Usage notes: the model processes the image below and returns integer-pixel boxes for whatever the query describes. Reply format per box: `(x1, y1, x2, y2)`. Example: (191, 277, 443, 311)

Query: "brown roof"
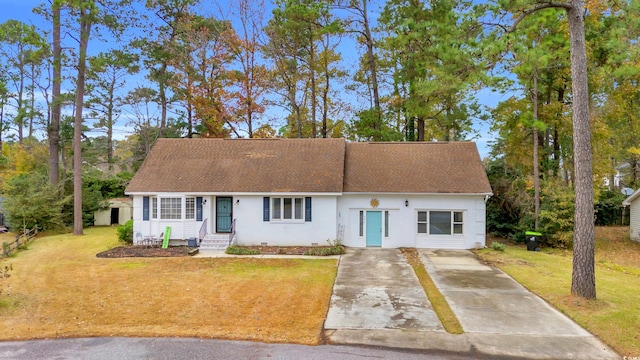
(125, 138, 346, 193)
(343, 142, 492, 194)
(125, 139, 492, 195)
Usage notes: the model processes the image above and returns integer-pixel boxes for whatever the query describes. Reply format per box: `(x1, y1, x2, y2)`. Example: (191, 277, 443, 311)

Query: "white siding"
(234, 195, 338, 246)
(132, 194, 208, 245)
(630, 199, 640, 242)
(132, 194, 339, 246)
(337, 194, 486, 249)
(132, 193, 487, 249)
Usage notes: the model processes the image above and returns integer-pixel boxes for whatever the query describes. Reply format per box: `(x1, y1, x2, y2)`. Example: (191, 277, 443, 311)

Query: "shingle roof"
(343, 141, 492, 194)
(125, 138, 346, 193)
(125, 138, 492, 195)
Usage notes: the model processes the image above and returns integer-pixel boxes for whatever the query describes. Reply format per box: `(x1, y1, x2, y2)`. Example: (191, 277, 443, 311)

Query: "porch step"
(199, 234, 230, 252)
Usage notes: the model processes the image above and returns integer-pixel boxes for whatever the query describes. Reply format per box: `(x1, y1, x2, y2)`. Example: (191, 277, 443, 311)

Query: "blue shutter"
(143, 196, 150, 221)
(263, 197, 270, 221)
(305, 197, 312, 222)
(196, 197, 203, 221)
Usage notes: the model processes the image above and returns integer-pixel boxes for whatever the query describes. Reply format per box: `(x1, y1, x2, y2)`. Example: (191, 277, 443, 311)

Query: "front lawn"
(0, 227, 337, 345)
(476, 226, 640, 357)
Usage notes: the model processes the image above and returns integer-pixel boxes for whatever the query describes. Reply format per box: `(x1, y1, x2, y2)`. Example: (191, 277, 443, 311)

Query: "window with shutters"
(271, 197, 304, 221)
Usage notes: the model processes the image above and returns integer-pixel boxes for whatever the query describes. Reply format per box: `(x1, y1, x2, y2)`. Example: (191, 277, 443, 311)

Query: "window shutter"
(143, 196, 150, 221)
(263, 197, 270, 221)
(196, 197, 203, 221)
(305, 197, 312, 222)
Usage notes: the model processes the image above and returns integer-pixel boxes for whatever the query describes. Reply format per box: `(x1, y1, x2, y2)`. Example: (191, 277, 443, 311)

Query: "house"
(124, 138, 493, 250)
(622, 189, 640, 242)
(94, 197, 133, 226)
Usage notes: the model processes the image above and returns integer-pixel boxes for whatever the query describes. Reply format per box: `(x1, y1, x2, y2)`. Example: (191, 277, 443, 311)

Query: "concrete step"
(199, 234, 231, 252)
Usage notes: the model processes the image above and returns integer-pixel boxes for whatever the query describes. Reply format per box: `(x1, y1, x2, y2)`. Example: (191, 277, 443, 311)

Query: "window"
(152, 197, 158, 219)
(272, 198, 281, 220)
(160, 198, 181, 219)
(185, 197, 195, 219)
(417, 210, 463, 235)
(295, 198, 303, 219)
(359, 211, 364, 236)
(453, 211, 463, 234)
(271, 197, 304, 220)
(417, 211, 428, 234)
(384, 211, 389, 237)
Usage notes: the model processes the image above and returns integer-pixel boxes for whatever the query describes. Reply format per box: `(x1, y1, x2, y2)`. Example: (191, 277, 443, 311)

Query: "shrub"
(117, 220, 133, 244)
(225, 246, 260, 255)
(304, 239, 345, 256)
(490, 242, 506, 252)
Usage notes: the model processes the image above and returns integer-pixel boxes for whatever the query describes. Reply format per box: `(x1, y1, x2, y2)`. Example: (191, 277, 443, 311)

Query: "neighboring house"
(125, 138, 493, 250)
(623, 189, 640, 242)
(94, 197, 133, 226)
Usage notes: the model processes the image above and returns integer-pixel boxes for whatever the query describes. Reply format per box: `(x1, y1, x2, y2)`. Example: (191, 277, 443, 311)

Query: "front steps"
(199, 234, 230, 252)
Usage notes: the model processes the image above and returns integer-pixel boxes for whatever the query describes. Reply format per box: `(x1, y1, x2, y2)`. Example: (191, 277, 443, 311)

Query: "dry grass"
(475, 226, 640, 357)
(401, 248, 464, 334)
(0, 227, 338, 345)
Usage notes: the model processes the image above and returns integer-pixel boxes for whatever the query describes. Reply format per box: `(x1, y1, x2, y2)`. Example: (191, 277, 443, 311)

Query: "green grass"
(476, 227, 640, 357)
(402, 248, 464, 334)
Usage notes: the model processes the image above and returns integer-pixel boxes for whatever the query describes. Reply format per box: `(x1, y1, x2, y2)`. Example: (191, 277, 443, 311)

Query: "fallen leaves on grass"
(0, 227, 338, 345)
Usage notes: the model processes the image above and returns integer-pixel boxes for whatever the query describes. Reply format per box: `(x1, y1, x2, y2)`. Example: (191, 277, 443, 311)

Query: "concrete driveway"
(419, 249, 619, 359)
(324, 248, 443, 331)
(325, 248, 620, 360)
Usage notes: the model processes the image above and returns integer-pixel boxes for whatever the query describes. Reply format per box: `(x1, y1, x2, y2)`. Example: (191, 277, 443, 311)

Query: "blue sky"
(0, 0, 508, 158)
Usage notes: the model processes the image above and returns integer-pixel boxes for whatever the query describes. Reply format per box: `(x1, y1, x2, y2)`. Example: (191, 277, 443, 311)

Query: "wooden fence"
(1, 227, 38, 258)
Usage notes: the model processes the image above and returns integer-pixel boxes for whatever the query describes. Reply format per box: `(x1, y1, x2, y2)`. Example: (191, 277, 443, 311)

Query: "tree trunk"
(159, 63, 167, 138)
(310, 38, 317, 138)
(567, 0, 595, 299)
(417, 117, 425, 141)
(361, 0, 380, 120)
(533, 68, 540, 230)
(49, 1, 61, 185)
(74, 9, 92, 236)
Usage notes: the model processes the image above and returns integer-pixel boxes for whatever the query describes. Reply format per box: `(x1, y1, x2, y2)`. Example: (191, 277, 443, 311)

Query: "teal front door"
(366, 211, 382, 247)
(216, 197, 232, 233)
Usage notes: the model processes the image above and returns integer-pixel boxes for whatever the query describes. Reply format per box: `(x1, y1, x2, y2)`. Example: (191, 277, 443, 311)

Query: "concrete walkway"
(324, 248, 620, 360)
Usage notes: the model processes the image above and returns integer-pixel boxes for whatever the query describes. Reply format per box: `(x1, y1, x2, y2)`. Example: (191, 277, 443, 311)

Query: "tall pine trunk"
(567, 0, 595, 299)
(73, 8, 92, 235)
(533, 68, 540, 230)
(49, 1, 61, 185)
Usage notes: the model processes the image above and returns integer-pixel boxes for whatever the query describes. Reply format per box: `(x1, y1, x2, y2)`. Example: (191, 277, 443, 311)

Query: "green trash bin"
(525, 231, 542, 251)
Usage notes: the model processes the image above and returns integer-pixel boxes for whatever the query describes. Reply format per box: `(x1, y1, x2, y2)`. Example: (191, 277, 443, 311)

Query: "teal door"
(366, 211, 382, 247)
(216, 197, 232, 233)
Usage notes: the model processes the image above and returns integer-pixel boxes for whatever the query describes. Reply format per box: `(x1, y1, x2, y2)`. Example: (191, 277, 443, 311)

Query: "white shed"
(94, 197, 133, 226)
(623, 189, 640, 242)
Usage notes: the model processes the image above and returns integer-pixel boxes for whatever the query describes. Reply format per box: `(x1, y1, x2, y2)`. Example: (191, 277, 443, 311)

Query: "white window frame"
(160, 197, 182, 220)
(151, 197, 158, 219)
(271, 197, 305, 222)
(185, 197, 195, 220)
(416, 210, 464, 235)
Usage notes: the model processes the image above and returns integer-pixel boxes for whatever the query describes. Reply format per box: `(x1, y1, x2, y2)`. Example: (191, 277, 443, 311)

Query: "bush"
(117, 220, 133, 244)
(490, 242, 506, 252)
(304, 239, 345, 256)
(225, 246, 260, 255)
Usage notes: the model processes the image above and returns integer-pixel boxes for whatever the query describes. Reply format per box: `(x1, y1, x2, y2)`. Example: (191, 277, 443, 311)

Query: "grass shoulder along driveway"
(0, 227, 338, 345)
(475, 226, 640, 357)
